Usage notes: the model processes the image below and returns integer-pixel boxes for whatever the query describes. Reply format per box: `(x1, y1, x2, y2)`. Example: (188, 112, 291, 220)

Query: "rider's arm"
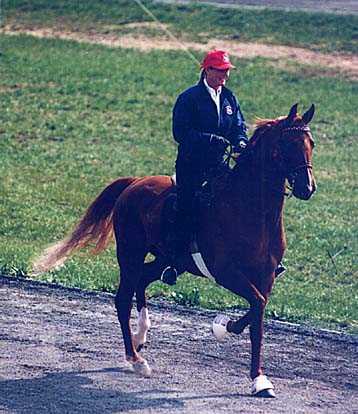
(172, 92, 211, 153)
(226, 94, 249, 148)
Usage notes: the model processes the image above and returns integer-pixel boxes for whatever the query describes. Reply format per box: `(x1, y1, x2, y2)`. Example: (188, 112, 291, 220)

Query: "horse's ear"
(302, 104, 315, 124)
(287, 103, 299, 123)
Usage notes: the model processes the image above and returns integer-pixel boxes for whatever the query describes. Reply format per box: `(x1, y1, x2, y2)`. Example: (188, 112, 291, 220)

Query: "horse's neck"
(223, 151, 286, 219)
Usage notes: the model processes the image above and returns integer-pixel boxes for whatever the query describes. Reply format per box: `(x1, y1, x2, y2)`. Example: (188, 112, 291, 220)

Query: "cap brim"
(211, 63, 235, 70)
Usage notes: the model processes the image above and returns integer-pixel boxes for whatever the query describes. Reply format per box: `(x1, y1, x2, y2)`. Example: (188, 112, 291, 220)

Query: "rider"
(161, 50, 249, 284)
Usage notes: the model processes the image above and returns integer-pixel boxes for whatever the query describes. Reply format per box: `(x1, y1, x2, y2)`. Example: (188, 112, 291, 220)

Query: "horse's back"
(117, 175, 173, 206)
(113, 174, 173, 227)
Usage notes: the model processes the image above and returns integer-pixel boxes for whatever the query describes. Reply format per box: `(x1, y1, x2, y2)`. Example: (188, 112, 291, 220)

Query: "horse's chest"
(214, 217, 282, 258)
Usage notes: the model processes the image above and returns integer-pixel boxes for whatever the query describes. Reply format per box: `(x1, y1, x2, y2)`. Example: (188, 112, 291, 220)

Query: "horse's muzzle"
(293, 184, 316, 200)
(292, 170, 316, 200)
(292, 178, 317, 200)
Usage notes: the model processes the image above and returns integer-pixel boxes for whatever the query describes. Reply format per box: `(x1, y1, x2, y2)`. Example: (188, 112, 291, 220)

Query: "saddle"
(161, 180, 213, 255)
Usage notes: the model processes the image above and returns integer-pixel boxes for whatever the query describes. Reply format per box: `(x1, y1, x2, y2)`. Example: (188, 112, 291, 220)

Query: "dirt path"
(0, 275, 357, 414)
(158, 0, 358, 14)
(1, 26, 357, 80)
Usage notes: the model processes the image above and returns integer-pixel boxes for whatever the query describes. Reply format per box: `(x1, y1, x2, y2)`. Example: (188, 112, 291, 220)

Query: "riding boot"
(161, 190, 194, 285)
(160, 220, 182, 286)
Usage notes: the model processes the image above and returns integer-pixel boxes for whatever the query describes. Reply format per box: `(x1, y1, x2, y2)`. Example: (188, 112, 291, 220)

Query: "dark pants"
(176, 157, 205, 214)
(175, 144, 222, 203)
(169, 150, 210, 258)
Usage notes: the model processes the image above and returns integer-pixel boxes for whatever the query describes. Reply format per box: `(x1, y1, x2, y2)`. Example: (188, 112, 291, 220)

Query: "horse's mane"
(231, 116, 286, 175)
(248, 116, 286, 146)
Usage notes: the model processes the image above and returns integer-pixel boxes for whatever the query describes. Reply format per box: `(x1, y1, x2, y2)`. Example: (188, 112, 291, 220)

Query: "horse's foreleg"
(212, 310, 252, 341)
(228, 310, 252, 334)
(213, 271, 266, 346)
(249, 301, 265, 379)
(249, 300, 275, 397)
(215, 269, 275, 397)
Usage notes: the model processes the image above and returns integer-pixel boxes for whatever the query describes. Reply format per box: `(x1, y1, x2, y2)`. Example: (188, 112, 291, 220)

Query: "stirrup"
(275, 263, 286, 279)
(160, 266, 178, 286)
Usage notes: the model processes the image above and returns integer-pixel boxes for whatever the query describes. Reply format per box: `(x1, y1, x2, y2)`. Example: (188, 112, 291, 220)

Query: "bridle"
(279, 125, 314, 194)
(223, 124, 314, 198)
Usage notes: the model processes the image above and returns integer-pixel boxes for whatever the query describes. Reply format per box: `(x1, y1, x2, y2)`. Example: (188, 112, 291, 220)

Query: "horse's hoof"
(122, 359, 136, 373)
(251, 375, 275, 398)
(132, 359, 152, 378)
(255, 389, 276, 398)
(212, 314, 231, 341)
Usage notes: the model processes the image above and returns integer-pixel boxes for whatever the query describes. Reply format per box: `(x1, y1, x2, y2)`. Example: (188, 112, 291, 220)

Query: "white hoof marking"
(212, 314, 231, 341)
(132, 359, 152, 378)
(121, 359, 135, 372)
(251, 375, 274, 396)
(133, 307, 151, 350)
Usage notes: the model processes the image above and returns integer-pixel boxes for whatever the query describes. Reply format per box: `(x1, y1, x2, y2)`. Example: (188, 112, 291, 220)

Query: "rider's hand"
(210, 134, 230, 151)
(233, 138, 248, 153)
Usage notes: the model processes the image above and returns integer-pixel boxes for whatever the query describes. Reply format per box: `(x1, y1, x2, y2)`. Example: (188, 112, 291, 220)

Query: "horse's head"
(273, 103, 317, 200)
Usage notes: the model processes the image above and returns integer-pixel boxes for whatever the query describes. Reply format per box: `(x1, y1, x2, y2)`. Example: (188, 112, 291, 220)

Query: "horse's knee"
(251, 293, 267, 311)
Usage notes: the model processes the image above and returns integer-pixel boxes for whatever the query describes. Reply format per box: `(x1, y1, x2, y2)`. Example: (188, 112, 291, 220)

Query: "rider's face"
(205, 67, 230, 90)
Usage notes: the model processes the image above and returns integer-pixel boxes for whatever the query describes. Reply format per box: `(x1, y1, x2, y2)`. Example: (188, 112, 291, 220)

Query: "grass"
(0, 31, 357, 333)
(2, 0, 358, 54)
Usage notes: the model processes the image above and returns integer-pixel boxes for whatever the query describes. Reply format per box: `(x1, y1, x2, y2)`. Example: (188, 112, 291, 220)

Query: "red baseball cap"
(200, 50, 235, 70)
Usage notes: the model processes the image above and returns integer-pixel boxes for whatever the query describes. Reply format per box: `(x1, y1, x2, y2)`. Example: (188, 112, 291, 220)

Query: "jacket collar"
(203, 77, 222, 97)
(198, 77, 227, 97)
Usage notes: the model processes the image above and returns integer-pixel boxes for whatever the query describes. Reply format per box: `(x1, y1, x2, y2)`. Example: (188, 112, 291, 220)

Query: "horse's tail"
(32, 176, 137, 275)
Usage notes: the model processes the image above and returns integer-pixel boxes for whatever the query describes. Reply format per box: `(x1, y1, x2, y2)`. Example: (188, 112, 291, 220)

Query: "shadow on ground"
(0, 367, 247, 413)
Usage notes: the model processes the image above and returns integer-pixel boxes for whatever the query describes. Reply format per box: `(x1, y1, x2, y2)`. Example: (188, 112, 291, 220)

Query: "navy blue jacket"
(173, 78, 248, 162)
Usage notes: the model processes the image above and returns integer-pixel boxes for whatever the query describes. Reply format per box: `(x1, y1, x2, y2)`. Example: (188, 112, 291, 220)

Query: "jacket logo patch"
(225, 105, 233, 115)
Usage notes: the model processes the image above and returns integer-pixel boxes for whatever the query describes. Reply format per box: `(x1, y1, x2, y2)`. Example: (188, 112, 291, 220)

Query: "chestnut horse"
(33, 103, 316, 397)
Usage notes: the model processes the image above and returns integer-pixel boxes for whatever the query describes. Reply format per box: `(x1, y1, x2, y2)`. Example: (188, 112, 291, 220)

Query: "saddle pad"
(190, 240, 215, 282)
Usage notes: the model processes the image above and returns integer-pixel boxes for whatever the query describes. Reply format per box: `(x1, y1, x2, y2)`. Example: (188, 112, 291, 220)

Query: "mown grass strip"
(3, 0, 358, 53)
(0, 33, 357, 332)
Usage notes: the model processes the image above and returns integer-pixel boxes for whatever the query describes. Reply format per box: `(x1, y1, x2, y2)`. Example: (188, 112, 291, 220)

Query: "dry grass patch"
(1, 25, 357, 80)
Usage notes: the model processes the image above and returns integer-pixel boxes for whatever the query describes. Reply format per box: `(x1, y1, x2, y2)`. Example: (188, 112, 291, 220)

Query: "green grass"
(0, 32, 357, 333)
(2, 0, 358, 53)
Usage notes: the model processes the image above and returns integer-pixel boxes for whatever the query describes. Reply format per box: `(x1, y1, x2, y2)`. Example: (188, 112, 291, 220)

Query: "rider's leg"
(161, 156, 203, 285)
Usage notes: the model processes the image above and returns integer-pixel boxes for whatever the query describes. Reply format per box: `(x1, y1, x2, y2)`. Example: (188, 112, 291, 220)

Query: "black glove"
(209, 134, 230, 152)
(233, 138, 248, 153)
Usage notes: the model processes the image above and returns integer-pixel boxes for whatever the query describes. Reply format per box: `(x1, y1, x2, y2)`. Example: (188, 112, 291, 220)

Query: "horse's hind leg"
(133, 257, 166, 352)
(114, 228, 151, 377)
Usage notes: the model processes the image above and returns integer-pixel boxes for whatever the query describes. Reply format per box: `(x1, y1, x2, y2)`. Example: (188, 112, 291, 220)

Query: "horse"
(33, 103, 316, 398)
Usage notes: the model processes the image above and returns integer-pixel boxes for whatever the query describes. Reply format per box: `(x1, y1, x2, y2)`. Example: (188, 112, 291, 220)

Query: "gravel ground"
(0, 275, 357, 413)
